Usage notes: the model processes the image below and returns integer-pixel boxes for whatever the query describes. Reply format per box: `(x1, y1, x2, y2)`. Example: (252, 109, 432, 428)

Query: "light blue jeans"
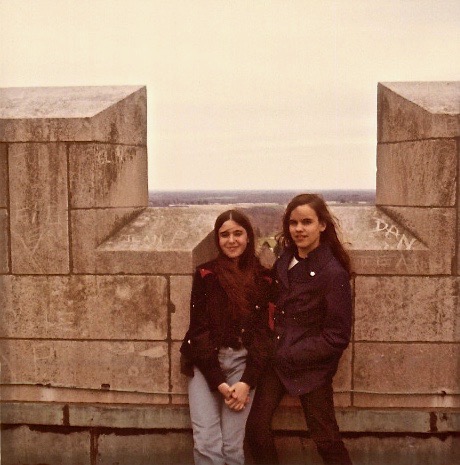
(188, 347, 255, 465)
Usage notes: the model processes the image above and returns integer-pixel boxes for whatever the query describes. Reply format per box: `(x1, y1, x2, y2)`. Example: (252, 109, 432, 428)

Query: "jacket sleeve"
(180, 268, 226, 390)
(279, 267, 352, 367)
(241, 322, 274, 387)
(240, 273, 276, 387)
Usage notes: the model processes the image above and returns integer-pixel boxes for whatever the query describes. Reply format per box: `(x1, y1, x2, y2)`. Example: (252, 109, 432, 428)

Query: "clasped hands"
(218, 381, 250, 411)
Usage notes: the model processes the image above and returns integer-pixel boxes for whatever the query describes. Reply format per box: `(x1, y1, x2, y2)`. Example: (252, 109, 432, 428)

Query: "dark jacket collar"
(276, 243, 334, 288)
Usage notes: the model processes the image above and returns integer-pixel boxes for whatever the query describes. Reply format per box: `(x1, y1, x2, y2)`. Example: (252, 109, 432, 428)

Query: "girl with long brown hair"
(180, 209, 273, 465)
(246, 193, 353, 465)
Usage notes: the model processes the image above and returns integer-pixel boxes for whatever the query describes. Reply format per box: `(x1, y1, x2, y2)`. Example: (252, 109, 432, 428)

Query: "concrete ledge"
(2, 403, 459, 433)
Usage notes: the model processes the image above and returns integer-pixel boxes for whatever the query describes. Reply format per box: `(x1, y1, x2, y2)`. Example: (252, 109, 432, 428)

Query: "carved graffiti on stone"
(373, 214, 417, 250)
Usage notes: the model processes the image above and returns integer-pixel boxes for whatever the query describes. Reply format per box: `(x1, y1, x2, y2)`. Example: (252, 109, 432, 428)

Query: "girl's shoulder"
(195, 259, 218, 278)
(324, 254, 351, 282)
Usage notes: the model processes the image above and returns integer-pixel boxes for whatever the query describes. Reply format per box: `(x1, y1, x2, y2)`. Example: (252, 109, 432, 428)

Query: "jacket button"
(187, 340, 191, 344)
(276, 336, 280, 340)
(241, 328, 245, 333)
(310, 271, 315, 276)
(255, 305, 260, 310)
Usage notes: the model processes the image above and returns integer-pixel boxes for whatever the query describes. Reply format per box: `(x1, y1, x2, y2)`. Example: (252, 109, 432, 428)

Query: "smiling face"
(288, 204, 326, 258)
(218, 219, 249, 260)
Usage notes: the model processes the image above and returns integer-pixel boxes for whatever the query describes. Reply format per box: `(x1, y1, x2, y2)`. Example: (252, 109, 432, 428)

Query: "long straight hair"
(279, 194, 352, 274)
(213, 209, 261, 319)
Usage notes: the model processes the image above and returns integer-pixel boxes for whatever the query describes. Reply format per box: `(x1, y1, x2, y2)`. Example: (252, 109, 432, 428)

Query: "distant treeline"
(148, 190, 376, 207)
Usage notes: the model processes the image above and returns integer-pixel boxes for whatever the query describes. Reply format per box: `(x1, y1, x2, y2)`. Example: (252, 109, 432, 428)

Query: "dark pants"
(246, 368, 352, 465)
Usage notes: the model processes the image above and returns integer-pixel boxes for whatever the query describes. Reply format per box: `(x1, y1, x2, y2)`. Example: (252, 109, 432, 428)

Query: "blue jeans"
(188, 347, 255, 465)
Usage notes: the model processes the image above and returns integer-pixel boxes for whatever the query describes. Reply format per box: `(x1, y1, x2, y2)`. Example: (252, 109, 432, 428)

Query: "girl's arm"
(181, 268, 226, 390)
(278, 267, 352, 366)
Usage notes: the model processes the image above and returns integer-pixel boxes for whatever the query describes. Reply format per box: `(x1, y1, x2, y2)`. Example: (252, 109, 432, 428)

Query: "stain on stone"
(109, 121, 119, 143)
(429, 412, 438, 433)
(63, 404, 70, 426)
(91, 429, 100, 465)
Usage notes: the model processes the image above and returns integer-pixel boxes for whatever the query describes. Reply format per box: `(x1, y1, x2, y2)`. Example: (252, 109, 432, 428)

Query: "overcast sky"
(1, 0, 459, 191)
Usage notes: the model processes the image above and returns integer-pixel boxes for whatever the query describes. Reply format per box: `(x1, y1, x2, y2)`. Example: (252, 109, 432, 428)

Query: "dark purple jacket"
(180, 259, 275, 391)
(273, 243, 352, 396)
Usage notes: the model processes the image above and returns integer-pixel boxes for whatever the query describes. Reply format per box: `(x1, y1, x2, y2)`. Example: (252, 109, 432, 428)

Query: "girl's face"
(218, 220, 249, 260)
(288, 204, 326, 258)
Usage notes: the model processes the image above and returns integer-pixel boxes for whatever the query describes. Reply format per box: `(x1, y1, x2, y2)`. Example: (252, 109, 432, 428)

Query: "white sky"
(1, 0, 459, 191)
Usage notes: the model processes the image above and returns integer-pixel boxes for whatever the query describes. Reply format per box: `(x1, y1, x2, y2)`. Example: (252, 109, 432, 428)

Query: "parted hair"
(279, 194, 352, 274)
(213, 209, 257, 269)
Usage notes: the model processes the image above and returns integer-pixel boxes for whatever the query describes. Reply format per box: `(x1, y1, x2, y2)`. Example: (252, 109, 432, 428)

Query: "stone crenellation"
(0, 82, 459, 464)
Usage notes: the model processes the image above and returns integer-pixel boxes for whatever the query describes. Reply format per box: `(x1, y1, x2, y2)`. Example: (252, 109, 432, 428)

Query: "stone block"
(345, 435, 460, 465)
(354, 277, 459, 342)
(353, 343, 460, 408)
(333, 206, 429, 275)
(96, 206, 221, 274)
(0, 340, 169, 394)
(379, 206, 456, 275)
(69, 404, 191, 429)
(1, 426, 91, 465)
(0, 143, 7, 207)
(0, 209, 8, 273)
(171, 275, 193, 341)
(97, 431, 194, 465)
(336, 409, 431, 433)
(69, 143, 148, 208)
(0, 275, 167, 340)
(0, 384, 169, 405)
(0, 86, 146, 145)
(376, 139, 457, 206)
(1, 402, 65, 426)
(70, 207, 144, 273)
(378, 82, 460, 143)
(9, 143, 69, 274)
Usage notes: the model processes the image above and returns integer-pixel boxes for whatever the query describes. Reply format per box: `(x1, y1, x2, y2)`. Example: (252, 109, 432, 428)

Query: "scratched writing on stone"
(373, 217, 417, 250)
(33, 343, 55, 383)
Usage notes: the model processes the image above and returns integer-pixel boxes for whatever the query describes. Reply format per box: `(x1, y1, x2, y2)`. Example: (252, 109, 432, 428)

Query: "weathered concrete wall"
(0, 82, 459, 464)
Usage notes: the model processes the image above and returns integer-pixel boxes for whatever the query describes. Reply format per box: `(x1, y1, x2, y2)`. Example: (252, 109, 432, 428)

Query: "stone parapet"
(93, 204, 439, 276)
(0, 86, 148, 276)
(1, 83, 460, 464)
